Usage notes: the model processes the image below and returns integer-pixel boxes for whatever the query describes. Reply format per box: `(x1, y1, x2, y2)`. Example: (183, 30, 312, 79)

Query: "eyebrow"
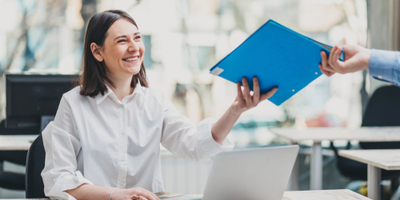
(114, 32, 141, 41)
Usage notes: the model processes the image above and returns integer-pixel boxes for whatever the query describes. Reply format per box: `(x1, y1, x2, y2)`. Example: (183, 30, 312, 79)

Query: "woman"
(41, 10, 277, 200)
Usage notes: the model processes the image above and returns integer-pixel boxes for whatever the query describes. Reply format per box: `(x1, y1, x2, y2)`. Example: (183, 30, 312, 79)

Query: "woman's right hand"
(111, 187, 160, 200)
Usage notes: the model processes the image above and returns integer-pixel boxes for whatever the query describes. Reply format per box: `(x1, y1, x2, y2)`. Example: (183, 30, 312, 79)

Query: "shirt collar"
(95, 81, 147, 105)
(130, 81, 147, 102)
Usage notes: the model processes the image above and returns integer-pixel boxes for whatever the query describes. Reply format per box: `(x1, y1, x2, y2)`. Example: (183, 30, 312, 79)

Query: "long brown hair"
(79, 10, 148, 97)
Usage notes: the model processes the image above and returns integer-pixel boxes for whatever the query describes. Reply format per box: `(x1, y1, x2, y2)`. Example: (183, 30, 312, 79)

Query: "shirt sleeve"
(160, 94, 234, 162)
(41, 95, 93, 199)
(369, 49, 400, 86)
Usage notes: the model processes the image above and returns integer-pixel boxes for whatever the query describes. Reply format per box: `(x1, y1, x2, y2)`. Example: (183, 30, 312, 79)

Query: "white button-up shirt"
(41, 83, 234, 200)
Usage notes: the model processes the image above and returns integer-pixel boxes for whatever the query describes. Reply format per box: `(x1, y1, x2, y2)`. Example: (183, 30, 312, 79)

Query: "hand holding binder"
(319, 45, 370, 77)
(210, 20, 344, 106)
(233, 77, 278, 114)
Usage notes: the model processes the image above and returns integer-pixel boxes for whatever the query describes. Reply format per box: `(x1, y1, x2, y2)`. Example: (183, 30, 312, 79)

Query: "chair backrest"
(360, 85, 400, 149)
(25, 134, 47, 198)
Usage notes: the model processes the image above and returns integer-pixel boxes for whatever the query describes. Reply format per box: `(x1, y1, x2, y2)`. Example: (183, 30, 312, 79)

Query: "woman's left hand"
(231, 77, 278, 115)
(211, 77, 277, 144)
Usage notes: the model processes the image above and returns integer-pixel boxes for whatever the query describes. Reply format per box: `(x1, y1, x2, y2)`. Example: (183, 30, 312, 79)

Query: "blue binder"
(210, 20, 344, 106)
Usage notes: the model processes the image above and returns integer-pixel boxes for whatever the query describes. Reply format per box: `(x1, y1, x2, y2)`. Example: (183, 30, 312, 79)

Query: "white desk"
(270, 127, 400, 190)
(339, 149, 400, 200)
(0, 135, 37, 150)
(282, 189, 371, 200)
(0, 189, 371, 200)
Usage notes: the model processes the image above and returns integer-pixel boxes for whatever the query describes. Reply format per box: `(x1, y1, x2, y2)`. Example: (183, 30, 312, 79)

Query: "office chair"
(330, 85, 400, 192)
(25, 134, 47, 198)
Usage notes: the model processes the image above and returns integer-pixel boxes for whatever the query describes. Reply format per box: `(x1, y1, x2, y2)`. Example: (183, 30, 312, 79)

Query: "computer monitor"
(5, 73, 79, 132)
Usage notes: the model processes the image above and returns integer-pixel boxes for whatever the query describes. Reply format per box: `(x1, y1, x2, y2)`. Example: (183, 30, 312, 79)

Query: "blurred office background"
(0, 0, 399, 198)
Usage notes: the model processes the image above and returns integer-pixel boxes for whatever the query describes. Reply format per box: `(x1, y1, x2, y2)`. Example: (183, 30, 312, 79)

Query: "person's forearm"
(369, 49, 400, 86)
(66, 184, 115, 200)
(211, 105, 241, 145)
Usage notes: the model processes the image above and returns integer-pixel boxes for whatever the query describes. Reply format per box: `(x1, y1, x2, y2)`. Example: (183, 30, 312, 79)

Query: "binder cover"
(210, 20, 344, 106)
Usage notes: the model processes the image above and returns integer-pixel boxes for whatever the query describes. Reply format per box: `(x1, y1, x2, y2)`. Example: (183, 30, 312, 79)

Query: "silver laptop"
(202, 145, 299, 200)
(165, 145, 299, 200)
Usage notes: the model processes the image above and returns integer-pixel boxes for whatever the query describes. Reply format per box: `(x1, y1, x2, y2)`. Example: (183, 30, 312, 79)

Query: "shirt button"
(378, 75, 383, 79)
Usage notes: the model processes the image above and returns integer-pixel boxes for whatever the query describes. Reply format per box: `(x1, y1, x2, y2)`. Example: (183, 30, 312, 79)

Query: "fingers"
(320, 51, 329, 70)
(333, 47, 342, 67)
(148, 192, 159, 200)
(319, 63, 334, 77)
(241, 78, 252, 106)
(134, 188, 159, 200)
(132, 195, 146, 200)
(328, 46, 339, 69)
(242, 77, 277, 103)
(136, 194, 158, 200)
(131, 194, 140, 200)
(328, 46, 336, 68)
(144, 191, 159, 200)
(252, 77, 260, 105)
(320, 51, 334, 72)
(328, 46, 346, 74)
(237, 82, 245, 106)
(236, 77, 277, 113)
(138, 196, 147, 200)
(260, 87, 278, 101)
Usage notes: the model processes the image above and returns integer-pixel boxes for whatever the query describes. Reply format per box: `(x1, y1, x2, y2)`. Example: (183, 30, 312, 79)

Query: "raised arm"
(211, 77, 277, 144)
(319, 44, 400, 86)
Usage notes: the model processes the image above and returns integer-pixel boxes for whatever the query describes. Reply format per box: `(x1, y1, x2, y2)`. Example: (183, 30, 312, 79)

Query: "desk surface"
(0, 135, 37, 150)
(339, 149, 400, 170)
(282, 189, 371, 200)
(0, 190, 370, 200)
(270, 127, 400, 143)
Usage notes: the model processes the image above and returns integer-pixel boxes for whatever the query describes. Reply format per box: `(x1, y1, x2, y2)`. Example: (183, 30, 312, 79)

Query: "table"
(0, 190, 371, 200)
(270, 127, 400, 190)
(282, 189, 372, 200)
(0, 135, 37, 150)
(0, 189, 370, 200)
(339, 149, 400, 200)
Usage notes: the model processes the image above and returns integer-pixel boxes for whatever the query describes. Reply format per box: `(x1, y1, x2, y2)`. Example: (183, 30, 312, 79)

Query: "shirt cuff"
(198, 118, 234, 160)
(369, 49, 400, 84)
(46, 171, 93, 199)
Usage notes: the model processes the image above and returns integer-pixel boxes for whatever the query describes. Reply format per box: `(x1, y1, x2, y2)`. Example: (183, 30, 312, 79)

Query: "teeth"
(125, 57, 138, 61)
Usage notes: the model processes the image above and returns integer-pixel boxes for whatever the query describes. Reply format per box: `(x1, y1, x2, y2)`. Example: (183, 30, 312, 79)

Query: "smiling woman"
(79, 10, 148, 100)
(40, 9, 277, 200)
